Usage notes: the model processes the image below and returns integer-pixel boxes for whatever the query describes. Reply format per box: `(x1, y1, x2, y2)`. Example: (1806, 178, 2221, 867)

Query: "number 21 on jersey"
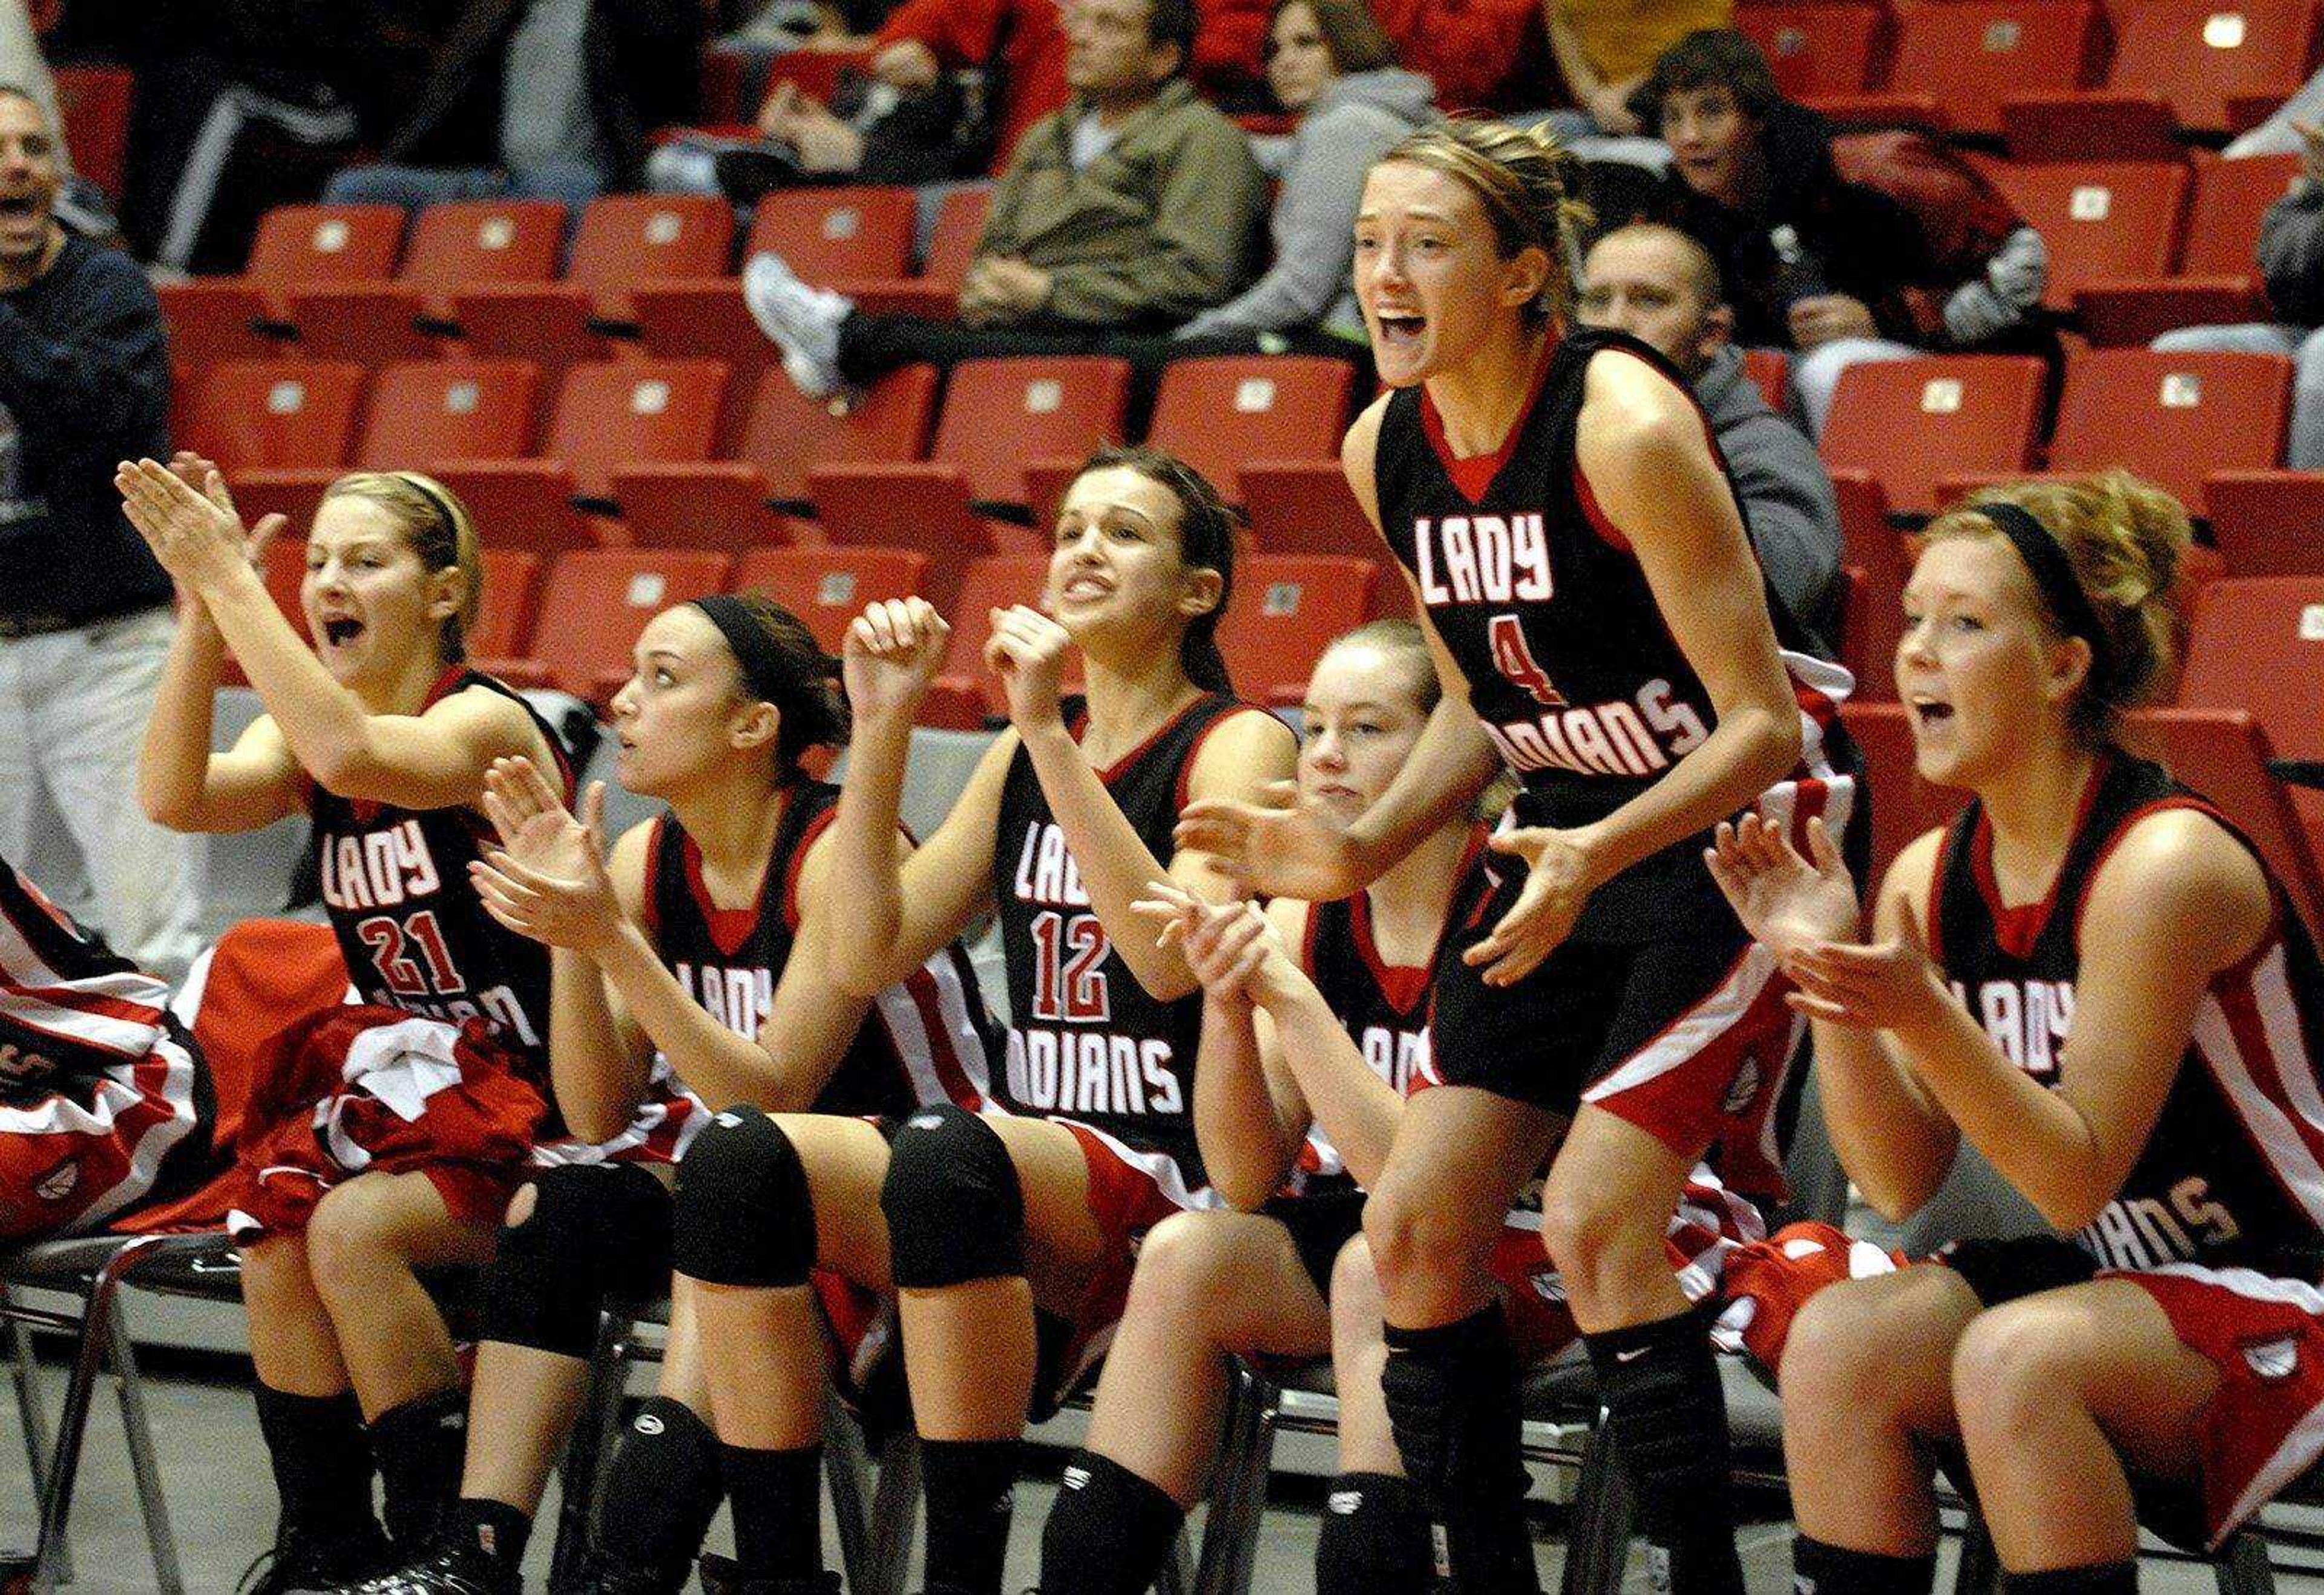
(1489, 614, 1565, 706)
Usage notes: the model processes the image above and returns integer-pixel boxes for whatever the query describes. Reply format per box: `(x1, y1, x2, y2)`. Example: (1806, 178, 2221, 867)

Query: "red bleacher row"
(1736, 0, 2316, 142)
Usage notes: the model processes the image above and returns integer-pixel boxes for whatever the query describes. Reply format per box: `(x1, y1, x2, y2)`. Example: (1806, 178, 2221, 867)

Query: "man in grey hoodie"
(1578, 220, 1843, 640)
(2153, 119, 2324, 469)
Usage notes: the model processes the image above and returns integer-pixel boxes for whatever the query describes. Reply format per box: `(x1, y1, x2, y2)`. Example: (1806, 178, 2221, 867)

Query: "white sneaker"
(742, 252, 852, 401)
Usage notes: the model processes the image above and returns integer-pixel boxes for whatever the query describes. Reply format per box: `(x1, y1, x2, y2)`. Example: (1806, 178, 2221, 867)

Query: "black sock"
(723, 1439, 826, 1576)
(921, 1436, 1023, 1595)
(1584, 1301, 1742, 1595)
(1315, 1472, 1433, 1595)
(252, 1384, 377, 1542)
(1037, 1450, 1184, 1595)
(594, 1396, 730, 1579)
(1793, 1534, 1938, 1595)
(1381, 1306, 1541, 1594)
(369, 1388, 468, 1550)
(447, 1497, 532, 1573)
(2002, 1564, 2138, 1595)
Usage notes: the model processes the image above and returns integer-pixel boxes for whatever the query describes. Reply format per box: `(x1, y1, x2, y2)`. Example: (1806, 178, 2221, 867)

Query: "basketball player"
(126, 456, 574, 1591)
(1710, 475, 2324, 1595)
(1178, 120, 1856, 1593)
(1032, 620, 1761, 1595)
(345, 595, 992, 1595)
(669, 444, 1296, 1595)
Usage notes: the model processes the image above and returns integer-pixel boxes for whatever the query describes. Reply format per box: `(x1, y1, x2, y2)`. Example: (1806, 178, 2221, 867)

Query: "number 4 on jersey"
(1489, 614, 1565, 706)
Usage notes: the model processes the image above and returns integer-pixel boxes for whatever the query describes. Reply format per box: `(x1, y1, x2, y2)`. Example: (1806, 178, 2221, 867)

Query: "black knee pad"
(671, 1108, 820, 1288)
(1315, 1473, 1433, 1595)
(481, 1163, 671, 1357)
(880, 1103, 1024, 1289)
(1379, 1307, 1522, 1504)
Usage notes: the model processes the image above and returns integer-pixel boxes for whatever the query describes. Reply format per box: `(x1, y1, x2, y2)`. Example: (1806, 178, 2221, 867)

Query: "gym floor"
(4, 1347, 2277, 1594)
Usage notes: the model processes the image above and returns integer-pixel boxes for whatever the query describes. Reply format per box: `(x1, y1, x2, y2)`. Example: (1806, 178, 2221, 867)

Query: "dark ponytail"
(1077, 443, 1240, 696)
(689, 594, 850, 783)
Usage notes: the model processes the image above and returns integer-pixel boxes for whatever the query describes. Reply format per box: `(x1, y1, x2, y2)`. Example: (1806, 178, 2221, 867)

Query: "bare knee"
(306, 1179, 418, 1303)
(502, 1183, 537, 1227)
(1364, 1183, 1491, 1300)
(1782, 1281, 1931, 1424)
(1121, 1213, 1245, 1335)
(1534, 1185, 1665, 1306)
(1951, 1304, 2070, 1445)
(1329, 1234, 1384, 1326)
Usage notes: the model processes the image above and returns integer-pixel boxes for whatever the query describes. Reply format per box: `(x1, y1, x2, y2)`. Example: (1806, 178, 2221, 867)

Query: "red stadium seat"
(1240, 461, 1376, 557)
(1819, 356, 2048, 516)
(749, 186, 917, 285)
(614, 363, 940, 552)
(1830, 470, 1909, 701)
(2124, 708, 2324, 935)
(629, 280, 772, 409)
(186, 360, 367, 474)
(510, 550, 734, 700)
(811, 357, 1132, 589)
(1735, 5, 1885, 99)
(2000, 91, 2183, 165)
(2205, 472, 2324, 577)
(2044, 350, 2290, 516)
(50, 65, 134, 200)
(2176, 575, 2324, 858)
(286, 199, 566, 362)
(1218, 555, 1382, 705)
(835, 185, 993, 318)
(436, 360, 728, 551)
(1146, 357, 1357, 502)
(730, 547, 931, 652)
(468, 547, 544, 662)
(233, 360, 542, 536)
(1983, 161, 2190, 311)
(2101, 0, 2319, 134)
(453, 195, 737, 366)
(1834, 702, 1969, 891)
(1741, 348, 1790, 413)
(1888, 1, 2101, 136)
(157, 205, 406, 367)
(919, 553, 1062, 726)
(2073, 153, 2302, 345)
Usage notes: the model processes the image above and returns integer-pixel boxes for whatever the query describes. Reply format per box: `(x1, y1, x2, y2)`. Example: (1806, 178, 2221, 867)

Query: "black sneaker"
(344, 1538, 517, 1595)
(560, 1546, 688, 1594)
(712, 144, 804, 204)
(235, 1520, 394, 1594)
(695, 1555, 842, 1594)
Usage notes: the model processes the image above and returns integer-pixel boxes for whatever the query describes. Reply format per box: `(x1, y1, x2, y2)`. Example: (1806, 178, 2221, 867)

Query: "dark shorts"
(1425, 854, 1800, 1195)
(1935, 1234, 2100, 1307)
(1263, 1188, 1370, 1297)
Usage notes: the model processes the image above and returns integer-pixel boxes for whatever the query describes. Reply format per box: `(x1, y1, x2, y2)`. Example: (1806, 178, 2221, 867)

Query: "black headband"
(1977, 499, 2111, 688)
(691, 594, 804, 706)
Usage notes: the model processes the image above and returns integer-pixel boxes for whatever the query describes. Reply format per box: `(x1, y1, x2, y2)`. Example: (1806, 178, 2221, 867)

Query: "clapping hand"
(1133, 878, 1287, 1005)
(468, 757, 620, 955)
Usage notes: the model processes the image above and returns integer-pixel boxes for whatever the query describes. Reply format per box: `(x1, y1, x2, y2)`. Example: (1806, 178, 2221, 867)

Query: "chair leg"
(2215, 1531, 2275, 1595)
(864, 1429, 921, 1595)
(548, 1311, 631, 1591)
(32, 1238, 160, 1588)
(1192, 1363, 1278, 1595)
(1555, 1419, 1633, 1595)
(1155, 1528, 1194, 1595)
(1951, 1513, 2000, 1595)
(822, 1393, 879, 1593)
(6, 1289, 53, 1505)
(105, 1292, 184, 1594)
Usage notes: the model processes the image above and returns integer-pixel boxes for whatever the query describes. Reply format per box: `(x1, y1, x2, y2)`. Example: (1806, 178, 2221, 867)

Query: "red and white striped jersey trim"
(875, 948, 994, 1113)
(2189, 941, 2324, 1234)
(0, 887, 171, 1061)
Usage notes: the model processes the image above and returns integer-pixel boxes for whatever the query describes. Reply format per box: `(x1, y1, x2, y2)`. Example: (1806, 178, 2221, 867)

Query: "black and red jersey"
(641, 783, 993, 1119)
(1930, 755, 2324, 1278)
(1372, 324, 1854, 939)
(993, 693, 1256, 1189)
(309, 668, 570, 1060)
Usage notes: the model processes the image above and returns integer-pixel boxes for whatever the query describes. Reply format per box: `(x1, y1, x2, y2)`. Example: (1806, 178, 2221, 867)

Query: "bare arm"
(543, 820, 656, 1143)
(1183, 896, 1317, 1209)
(1815, 812, 2272, 1231)
(823, 599, 1006, 997)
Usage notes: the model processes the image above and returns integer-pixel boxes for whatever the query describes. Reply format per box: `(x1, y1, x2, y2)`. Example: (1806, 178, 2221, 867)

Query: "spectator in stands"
(0, 85, 202, 979)
(1636, 29, 2047, 436)
(1547, 0, 1728, 136)
(2153, 120, 2324, 469)
(2228, 73, 2324, 160)
(1577, 220, 1842, 637)
(1172, 0, 1433, 351)
(321, 0, 703, 216)
(0, 0, 119, 242)
(743, 0, 1266, 400)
